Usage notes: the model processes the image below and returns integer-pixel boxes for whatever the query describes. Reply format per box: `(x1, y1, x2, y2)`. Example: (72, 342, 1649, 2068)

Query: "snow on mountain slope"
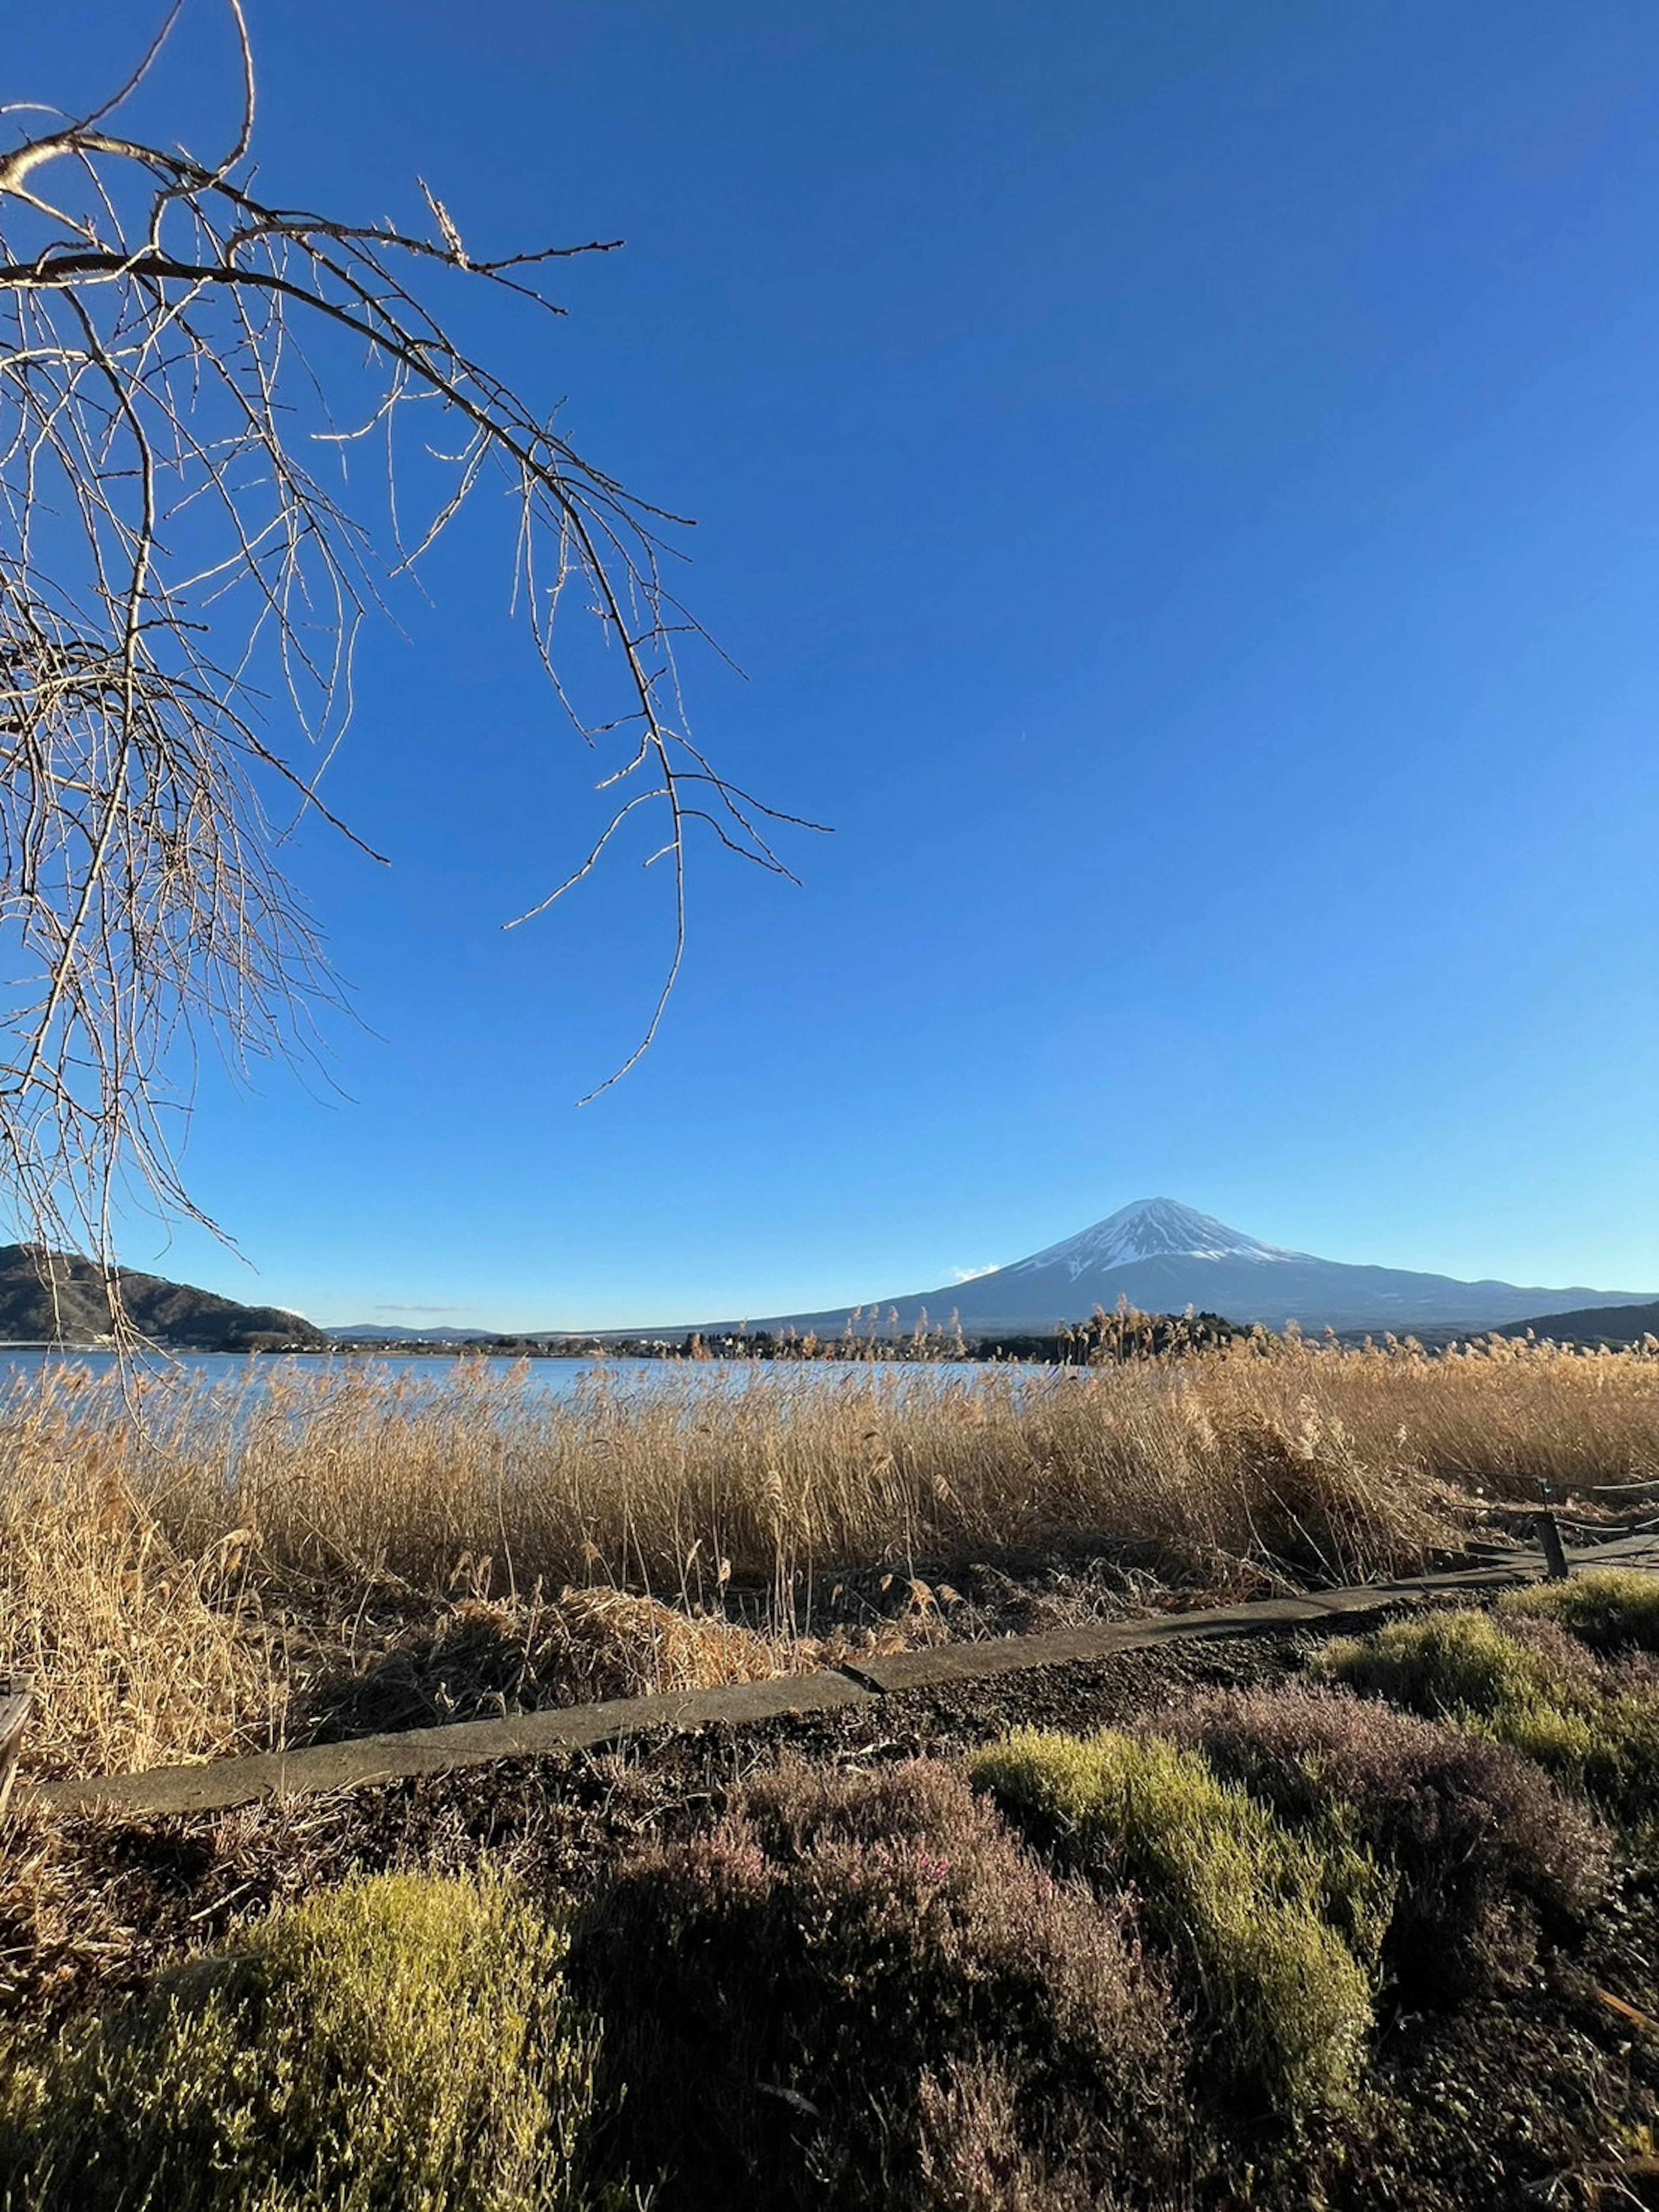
(1000, 1198, 1308, 1280)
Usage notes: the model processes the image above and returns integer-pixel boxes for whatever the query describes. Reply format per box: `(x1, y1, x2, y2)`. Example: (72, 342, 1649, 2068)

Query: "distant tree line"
(593, 1301, 1253, 1365)
(322, 1300, 1259, 1365)
(970, 1304, 1249, 1364)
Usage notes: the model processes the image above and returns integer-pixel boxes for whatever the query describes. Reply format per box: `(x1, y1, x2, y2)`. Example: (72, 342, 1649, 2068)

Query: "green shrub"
(1322, 1609, 1570, 1719)
(969, 1729, 1388, 2123)
(1168, 1685, 1609, 2003)
(0, 1871, 622, 2212)
(1494, 1688, 1659, 1828)
(1500, 1568, 1659, 1657)
(571, 1757, 1186, 2212)
(1322, 1607, 1659, 1832)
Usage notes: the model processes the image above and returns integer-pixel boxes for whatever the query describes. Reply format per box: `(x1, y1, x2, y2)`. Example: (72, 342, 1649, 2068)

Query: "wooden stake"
(1534, 1511, 1571, 1582)
(0, 1676, 36, 1819)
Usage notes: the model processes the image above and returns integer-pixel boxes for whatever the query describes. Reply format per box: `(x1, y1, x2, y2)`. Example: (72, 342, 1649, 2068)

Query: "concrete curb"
(29, 1671, 880, 1820)
(839, 1538, 1659, 1691)
(23, 1536, 1659, 1820)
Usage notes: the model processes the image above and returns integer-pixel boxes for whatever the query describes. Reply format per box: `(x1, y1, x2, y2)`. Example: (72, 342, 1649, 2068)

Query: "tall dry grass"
(0, 1336, 1655, 1779)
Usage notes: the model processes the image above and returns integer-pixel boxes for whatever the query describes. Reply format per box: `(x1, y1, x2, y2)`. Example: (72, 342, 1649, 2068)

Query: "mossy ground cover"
(0, 1583, 1654, 2210)
(969, 1727, 1389, 2124)
(1500, 1565, 1659, 1657)
(1166, 1682, 1610, 2003)
(1322, 1581, 1659, 1836)
(0, 1872, 626, 2212)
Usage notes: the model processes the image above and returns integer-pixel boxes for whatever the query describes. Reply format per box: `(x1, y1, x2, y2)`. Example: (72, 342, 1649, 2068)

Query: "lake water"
(0, 1347, 1013, 1401)
(0, 1347, 649, 1398)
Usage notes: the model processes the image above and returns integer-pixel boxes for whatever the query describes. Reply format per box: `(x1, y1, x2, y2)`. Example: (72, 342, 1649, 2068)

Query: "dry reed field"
(1, 1335, 1656, 1782)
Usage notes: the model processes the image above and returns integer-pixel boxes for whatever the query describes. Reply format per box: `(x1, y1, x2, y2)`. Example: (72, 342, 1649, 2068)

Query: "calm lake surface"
(0, 1349, 1008, 1399)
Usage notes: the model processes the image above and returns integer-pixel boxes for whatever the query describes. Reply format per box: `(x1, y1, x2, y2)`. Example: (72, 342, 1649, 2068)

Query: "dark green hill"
(1503, 1298, 1659, 1348)
(0, 1246, 326, 1351)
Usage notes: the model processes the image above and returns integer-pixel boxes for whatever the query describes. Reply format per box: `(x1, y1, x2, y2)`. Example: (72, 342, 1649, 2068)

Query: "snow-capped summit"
(1001, 1197, 1306, 1282)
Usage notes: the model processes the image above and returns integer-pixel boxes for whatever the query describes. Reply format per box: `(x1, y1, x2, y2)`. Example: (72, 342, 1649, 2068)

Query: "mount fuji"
(691, 1199, 1654, 1341)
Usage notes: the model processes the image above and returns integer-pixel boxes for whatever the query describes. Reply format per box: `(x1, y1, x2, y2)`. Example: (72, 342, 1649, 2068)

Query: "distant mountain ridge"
(640, 1198, 1654, 1341)
(325, 1323, 496, 1344)
(0, 1247, 326, 1350)
(1502, 1298, 1659, 1348)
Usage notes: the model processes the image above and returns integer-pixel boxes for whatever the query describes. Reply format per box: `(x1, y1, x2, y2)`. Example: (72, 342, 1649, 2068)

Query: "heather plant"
(912, 2062, 1104, 2212)
(969, 1729, 1389, 2123)
(0, 1871, 621, 2212)
(1167, 1685, 1610, 2002)
(1500, 1568, 1659, 1657)
(569, 1758, 1188, 2212)
(1321, 1610, 1659, 1833)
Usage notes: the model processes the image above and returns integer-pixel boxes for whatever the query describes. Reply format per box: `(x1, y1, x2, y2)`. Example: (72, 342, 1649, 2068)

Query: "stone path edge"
(23, 1536, 1659, 1821)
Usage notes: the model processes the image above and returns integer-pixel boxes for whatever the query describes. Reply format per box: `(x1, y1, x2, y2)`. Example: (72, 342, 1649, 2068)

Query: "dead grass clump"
(305, 1586, 790, 1739)
(1166, 1685, 1609, 2003)
(569, 1757, 1188, 2212)
(1169, 1399, 1442, 1587)
(0, 1376, 280, 1779)
(527, 1585, 790, 1698)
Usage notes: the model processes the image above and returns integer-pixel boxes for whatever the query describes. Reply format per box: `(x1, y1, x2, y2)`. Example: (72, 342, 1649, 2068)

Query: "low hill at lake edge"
(1503, 1298, 1659, 1348)
(0, 1247, 327, 1352)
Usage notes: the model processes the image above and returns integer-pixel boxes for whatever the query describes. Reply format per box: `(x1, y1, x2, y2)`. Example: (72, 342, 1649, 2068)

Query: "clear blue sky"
(12, 1, 1659, 1326)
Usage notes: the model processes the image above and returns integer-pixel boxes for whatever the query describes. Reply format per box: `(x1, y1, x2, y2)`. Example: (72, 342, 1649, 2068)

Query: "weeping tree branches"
(0, 0, 807, 1277)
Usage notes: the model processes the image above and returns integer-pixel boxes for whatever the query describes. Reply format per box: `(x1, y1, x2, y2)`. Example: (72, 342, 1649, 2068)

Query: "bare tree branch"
(0, 0, 820, 1286)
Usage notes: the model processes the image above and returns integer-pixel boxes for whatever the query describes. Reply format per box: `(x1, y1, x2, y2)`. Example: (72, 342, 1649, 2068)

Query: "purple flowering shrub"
(1167, 1682, 1609, 2002)
(568, 1757, 1188, 2212)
